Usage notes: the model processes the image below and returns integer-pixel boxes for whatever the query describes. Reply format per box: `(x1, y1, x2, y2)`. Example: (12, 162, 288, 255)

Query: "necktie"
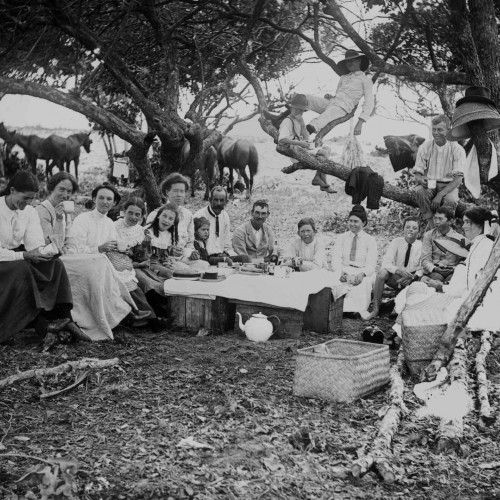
(208, 207, 220, 237)
(349, 234, 358, 262)
(404, 242, 412, 267)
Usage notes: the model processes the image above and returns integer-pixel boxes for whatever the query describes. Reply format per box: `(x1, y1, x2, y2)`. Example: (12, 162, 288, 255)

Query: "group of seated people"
(1, 168, 498, 346)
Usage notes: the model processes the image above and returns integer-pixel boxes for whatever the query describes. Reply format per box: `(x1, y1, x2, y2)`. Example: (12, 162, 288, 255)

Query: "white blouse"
(69, 209, 118, 254)
(331, 230, 378, 276)
(0, 196, 44, 261)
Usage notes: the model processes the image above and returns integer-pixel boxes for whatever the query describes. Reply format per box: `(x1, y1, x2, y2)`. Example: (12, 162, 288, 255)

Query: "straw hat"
(289, 94, 309, 111)
(403, 282, 455, 311)
(447, 86, 500, 141)
(434, 237, 470, 259)
(337, 49, 370, 76)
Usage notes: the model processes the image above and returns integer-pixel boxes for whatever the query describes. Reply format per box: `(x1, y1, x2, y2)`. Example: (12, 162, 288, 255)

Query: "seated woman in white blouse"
(68, 183, 151, 338)
(331, 205, 378, 317)
(283, 217, 326, 271)
(0, 171, 82, 345)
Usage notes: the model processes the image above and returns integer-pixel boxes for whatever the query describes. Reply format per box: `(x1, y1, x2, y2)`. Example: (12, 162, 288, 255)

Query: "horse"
(0, 122, 46, 174)
(383, 134, 425, 172)
(179, 140, 218, 200)
(216, 137, 258, 199)
(42, 132, 92, 179)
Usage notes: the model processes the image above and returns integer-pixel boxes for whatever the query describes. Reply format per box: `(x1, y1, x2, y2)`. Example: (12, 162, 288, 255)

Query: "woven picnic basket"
(401, 305, 449, 376)
(293, 339, 390, 402)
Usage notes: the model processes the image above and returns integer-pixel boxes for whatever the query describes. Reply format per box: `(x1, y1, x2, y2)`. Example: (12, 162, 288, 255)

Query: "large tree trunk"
(127, 144, 162, 208)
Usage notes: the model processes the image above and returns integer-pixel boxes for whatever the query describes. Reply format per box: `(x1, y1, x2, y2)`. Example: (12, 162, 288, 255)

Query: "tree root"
(475, 331, 494, 425)
(436, 339, 469, 454)
(351, 348, 406, 482)
(0, 358, 119, 389)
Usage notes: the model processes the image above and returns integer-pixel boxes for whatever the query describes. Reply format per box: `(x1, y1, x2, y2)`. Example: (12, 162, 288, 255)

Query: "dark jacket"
(345, 166, 384, 209)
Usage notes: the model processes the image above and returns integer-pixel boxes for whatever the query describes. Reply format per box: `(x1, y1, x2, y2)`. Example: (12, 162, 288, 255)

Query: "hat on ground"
(447, 86, 500, 141)
(337, 49, 370, 76)
(348, 204, 367, 225)
(289, 94, 309, 111)
(434, 237, 470, 259)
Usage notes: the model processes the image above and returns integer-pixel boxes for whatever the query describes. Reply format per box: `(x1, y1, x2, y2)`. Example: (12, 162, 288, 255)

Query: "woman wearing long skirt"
(0, 172, 81, 344)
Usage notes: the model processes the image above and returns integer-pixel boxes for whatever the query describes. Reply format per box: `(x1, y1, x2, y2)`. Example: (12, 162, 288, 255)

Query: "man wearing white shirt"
(413, 115, 465, 228)
(366, 217, 422, 320)
(331, 205, 378, 316)
(194, 186, 251, 263)
(232, 200, 275, 262)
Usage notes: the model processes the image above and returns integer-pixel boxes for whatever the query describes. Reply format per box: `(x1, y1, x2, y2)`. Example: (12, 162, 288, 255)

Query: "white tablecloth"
(163, 270, 349, 312)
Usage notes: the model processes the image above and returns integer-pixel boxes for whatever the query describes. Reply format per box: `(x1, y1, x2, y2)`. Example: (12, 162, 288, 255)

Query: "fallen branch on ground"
(40, 370, 90, 399)
(351, 347, 407, 482)
(436, 339, 469, 454)
(476, 331, 494, 425)
(0, 358, 118, 389)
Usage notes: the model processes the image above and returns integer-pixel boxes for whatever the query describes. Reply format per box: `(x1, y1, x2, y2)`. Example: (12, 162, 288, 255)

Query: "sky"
(0, 59, 432, 147)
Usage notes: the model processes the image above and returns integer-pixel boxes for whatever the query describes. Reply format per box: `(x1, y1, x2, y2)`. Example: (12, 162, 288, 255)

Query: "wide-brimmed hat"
(337, 49, 369, 75)
(403, 282, 456, 311)
(456, 86, 496, 107)
(447, 86, 500, 141)
(289, 94, 309, 111)
(434, 237, 470, 259)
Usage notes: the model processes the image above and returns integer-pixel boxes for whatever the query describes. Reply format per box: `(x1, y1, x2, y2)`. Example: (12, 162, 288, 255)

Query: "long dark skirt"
(0, 259, 73, 342)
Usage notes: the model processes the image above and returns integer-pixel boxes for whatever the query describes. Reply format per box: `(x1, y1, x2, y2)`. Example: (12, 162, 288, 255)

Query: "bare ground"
(1, 139, 500, 499)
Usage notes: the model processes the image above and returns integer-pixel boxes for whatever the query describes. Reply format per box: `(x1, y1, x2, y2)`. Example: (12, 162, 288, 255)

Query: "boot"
(262, 108, 291, 128)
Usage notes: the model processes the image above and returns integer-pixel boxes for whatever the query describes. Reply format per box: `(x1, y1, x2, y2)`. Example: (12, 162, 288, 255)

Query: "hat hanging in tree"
(447, 86, 500, 141)
(336, 49, 370, 76)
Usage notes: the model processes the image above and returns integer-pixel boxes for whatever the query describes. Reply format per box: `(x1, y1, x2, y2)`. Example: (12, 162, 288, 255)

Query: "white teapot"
(236, 312, 280, 342)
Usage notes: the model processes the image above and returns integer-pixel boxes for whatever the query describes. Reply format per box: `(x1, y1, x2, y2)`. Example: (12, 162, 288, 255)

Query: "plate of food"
(172, 270, 202, 280)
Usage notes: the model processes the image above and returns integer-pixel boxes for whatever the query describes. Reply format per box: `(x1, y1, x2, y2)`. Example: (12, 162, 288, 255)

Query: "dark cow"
(383, 134, 425, 172)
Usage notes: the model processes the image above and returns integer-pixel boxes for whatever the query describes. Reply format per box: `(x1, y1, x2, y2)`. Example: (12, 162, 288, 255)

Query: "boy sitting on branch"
(264, 49, 374, 191)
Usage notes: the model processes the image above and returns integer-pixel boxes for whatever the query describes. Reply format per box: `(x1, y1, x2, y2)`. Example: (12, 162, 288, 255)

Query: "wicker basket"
(293, 339, 390, 402)
(401, 307, 447, 376)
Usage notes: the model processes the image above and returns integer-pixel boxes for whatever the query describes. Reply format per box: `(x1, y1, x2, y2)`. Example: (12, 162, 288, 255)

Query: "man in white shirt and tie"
(365, 217, 422, 320)
(194, 186, 251, 264)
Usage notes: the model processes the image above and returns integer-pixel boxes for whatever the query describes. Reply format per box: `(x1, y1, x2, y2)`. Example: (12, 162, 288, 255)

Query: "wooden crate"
(230, 287, 344, 339)
(167, 295, 235, 333)
(230, 299, 303, 339)
(303, 287, 343, 334)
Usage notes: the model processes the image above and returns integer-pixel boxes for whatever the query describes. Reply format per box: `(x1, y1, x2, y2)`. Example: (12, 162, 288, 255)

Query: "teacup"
(274, 265, 294, 278)
(117, 239, 128, 252)
(427, 179, 437, 189)
(62, 200, 75, 213)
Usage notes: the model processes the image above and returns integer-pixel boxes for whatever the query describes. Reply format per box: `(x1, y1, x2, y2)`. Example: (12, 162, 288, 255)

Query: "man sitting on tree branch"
(413, 115, 465, 229)
(264, 50, 374, 191)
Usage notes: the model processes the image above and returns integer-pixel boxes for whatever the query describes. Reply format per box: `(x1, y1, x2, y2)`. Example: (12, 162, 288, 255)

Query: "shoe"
(320, 185, 337, 193)
(131, 309, 153, 321)
(46, 318, 70, 333)
(65, 321, 92, 342)
(306, 124, 316, 134)
(149, 318, 170, 333)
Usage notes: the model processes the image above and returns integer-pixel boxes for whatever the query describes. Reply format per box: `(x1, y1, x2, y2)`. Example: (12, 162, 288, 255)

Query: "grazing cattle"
(217, 137, 258, 199)
(180, 140, 218, 200)
(383, 134, 425, 172)
(42, 132, 92, 179)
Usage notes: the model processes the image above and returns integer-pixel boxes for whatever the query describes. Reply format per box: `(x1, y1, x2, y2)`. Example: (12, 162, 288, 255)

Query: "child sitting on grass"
(194, 217, 233, 266)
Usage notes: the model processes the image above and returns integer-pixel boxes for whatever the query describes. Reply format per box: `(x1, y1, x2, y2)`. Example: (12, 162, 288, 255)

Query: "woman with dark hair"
(283, 217, 326, 271)
(331, 205, 378, 317)
(65, 183, 150, 339)
(441, 206, 500, 331)
(36, 171, 79, 251)
(0, 171, 83, 344)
